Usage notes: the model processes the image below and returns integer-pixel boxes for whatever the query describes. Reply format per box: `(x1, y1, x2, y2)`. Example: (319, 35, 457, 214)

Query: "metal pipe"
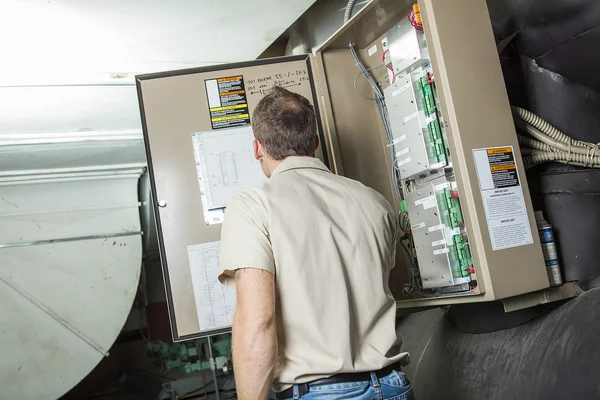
(0, 130, 143, 145)
(0, 231, 142, 249)
(0, 174, 143, 186)
(208, 335, 221, 400)
(0, 203, 141, 219)
(0, 164, 146, 177)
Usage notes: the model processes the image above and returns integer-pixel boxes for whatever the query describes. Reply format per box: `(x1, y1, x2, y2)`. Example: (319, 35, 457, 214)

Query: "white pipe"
(0, 173, 143, 186)
(0, 130, 143, 146)
(0, 203, 141, 218)
(0, 163, 147, 177)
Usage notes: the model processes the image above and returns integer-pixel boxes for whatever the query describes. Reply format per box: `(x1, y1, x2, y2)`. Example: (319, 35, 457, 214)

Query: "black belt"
(275, 362, 401, 399)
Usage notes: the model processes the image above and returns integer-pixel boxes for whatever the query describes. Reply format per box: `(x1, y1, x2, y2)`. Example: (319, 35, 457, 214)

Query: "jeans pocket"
(379, 370, 409, 388)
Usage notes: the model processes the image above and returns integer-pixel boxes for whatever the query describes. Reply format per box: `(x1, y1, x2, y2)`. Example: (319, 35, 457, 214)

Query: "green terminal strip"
(435, 187, 473, 280)
(443, 188, 464, 228)
(420, 75, 446, 164)
(420, 75, 436, 116)
(453, 235, 473, 277)
(400, 200, 408, 213)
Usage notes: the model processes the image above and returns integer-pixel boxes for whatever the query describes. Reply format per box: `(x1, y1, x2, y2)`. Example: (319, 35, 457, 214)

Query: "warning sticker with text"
(205, 76, 251, 130)
(473, 146, 533, 251)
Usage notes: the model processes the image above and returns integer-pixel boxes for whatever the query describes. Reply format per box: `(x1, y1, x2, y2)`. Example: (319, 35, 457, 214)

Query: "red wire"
(408, 11, 423, 30)
(387, 65, 396, 84)
(382, 49, 389, 62)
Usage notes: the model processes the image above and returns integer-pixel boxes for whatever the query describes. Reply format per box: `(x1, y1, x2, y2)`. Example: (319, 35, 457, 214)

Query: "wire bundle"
(349, 43, 403, 202)
(513, 106, 600, 169)
(408, 4, 423, 31)
(349, 43, 433, 296)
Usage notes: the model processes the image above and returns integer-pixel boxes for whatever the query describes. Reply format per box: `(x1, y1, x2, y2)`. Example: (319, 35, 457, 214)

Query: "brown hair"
(252, 86, 317, 160)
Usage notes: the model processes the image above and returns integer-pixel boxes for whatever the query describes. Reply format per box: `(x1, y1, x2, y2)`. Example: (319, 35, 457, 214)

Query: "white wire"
(512, 106, 593, 148)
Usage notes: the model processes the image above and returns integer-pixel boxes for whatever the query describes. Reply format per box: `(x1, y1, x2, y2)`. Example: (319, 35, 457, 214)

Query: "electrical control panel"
(382, 15, 476, 296)
(384, 67, 449, 179)
(306, 0, 549, 306)
(405, 175, 472, 289)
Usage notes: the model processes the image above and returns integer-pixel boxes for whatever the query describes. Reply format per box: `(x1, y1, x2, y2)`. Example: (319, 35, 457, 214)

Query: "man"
(219, 87, 413, 400)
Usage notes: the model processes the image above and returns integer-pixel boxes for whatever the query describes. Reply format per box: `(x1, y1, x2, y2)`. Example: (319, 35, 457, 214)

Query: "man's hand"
(232, 268, 277, 400)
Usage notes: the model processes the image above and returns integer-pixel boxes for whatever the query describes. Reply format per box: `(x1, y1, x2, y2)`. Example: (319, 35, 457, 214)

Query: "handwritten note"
(246, 69, 309, 95)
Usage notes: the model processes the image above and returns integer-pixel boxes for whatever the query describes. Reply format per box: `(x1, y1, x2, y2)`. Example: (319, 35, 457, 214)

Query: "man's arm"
(232, 268, 277, 400)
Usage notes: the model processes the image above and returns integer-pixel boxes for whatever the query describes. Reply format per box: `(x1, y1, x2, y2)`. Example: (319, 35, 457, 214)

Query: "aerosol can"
(535, 211, 563, 287)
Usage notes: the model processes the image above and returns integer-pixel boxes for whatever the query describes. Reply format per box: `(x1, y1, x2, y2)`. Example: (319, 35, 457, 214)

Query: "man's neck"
(262, 157, 284, 178)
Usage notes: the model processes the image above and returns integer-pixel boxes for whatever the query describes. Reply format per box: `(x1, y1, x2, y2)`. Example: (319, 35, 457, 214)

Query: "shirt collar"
(271, 156, 331, 176)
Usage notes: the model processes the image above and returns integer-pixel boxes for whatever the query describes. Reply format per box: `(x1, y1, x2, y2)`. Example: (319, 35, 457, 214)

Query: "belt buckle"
(297, 383, 309, 396)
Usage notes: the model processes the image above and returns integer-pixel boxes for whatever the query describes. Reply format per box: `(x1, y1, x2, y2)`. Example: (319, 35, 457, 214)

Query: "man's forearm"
(232, 314, 277, 399)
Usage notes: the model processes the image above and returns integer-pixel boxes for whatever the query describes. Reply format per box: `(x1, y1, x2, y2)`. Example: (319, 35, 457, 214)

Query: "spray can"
(534, 211, 563, 287)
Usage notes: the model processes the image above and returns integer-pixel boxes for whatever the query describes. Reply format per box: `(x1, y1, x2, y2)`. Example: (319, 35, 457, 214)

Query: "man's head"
(252, 86, 319, 176)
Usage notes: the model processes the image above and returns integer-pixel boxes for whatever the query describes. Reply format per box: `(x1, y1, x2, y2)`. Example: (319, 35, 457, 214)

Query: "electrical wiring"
(517, 134, 553, 152)
(514, 106, 600, 168)
(353, 64, 386, 100)
(408, 10, 423, 30)
(518, 121, 598, 156)
(348, 43, 429, 295)
(348, 43, 403, 203)
(524, 150, 600, 169)
(381, 49, 396, 84)
(343, 0, 359, 23)
(512, 106, 591, 147)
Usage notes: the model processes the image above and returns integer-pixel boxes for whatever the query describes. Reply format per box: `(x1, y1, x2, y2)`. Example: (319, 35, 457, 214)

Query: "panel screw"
(158, 200, 167, 208)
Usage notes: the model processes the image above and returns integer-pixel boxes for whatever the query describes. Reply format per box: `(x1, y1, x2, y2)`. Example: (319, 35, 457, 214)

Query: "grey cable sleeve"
(512, 106, 591, 147)
(344, 0, 359, 23)
(524, 150, 600, 168)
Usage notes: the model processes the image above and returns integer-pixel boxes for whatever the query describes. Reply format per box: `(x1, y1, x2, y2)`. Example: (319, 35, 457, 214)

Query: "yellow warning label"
(217, 76, 243, 82)
(487, 147, 512, 155)
(211, 114, 250, 122)
(220, 90, 245, 96)
(490, 163, 516, 172)
(209, 104, 248, 112)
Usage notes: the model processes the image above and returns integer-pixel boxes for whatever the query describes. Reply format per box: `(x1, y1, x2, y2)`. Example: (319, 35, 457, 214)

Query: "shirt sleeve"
(218, 193, 275, 286)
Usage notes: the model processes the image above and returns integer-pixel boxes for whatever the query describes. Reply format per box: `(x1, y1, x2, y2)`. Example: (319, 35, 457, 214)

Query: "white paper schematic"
(187, 241, 236, 331)
(192, 126, 266, 224)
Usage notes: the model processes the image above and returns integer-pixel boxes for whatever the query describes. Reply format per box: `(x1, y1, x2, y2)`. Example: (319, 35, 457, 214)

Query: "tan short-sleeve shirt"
(219, 156, 409, 392)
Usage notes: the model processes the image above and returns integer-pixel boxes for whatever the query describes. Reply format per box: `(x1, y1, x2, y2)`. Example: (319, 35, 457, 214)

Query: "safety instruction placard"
(205, 75, 251, 129)
(473, 146, 533, 251)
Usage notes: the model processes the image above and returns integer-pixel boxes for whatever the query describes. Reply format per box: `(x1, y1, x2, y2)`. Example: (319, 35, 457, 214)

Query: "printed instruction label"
(368, 44, 378, 56)
(397, 157, 411, 167)
(433, 248, 450, 255)
(411, 222, 426, 230)
(396, 148, 410, 157)
(391, 135, 407, 145)
(205, 75, 251, 129)
(473, 146, 533, 251)
(414, 195, 437, 210)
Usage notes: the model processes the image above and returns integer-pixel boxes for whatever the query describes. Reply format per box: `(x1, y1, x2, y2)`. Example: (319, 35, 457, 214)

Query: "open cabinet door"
(136, 55, 327, 340)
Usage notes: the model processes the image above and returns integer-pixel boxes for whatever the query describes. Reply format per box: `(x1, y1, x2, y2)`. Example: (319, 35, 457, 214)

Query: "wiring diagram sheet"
(187, 241, 236, 331)
(192, 125, 266, 215)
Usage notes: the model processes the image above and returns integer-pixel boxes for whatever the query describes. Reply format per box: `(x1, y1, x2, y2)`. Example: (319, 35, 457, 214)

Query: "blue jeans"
(285, 370, 415, 400)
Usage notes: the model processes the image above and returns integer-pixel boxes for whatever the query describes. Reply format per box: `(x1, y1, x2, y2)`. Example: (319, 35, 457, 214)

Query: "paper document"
(473, 146, 533, 251)
(187, 241, 236, 331)
(192, 125, 266, 211)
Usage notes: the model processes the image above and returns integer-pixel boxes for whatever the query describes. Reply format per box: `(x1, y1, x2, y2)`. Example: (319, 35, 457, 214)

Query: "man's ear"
(253, 139, 263, 161)
(314, 134, 320, 151)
